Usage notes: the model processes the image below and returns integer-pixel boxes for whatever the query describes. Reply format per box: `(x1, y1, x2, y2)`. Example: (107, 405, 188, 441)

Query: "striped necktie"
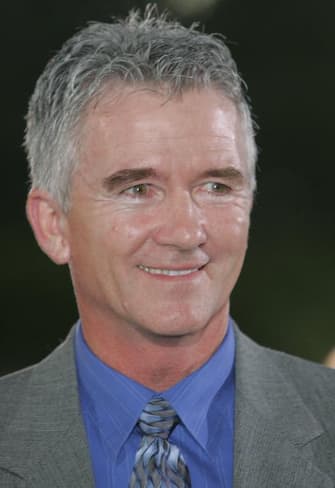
(129, 397, 191, 487)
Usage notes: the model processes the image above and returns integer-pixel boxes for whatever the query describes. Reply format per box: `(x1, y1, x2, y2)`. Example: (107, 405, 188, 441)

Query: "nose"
(153, 191, 207, 250)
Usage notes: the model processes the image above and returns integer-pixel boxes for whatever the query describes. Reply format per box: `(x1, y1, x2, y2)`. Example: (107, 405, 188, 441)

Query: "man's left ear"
(26, 189, 70, 265)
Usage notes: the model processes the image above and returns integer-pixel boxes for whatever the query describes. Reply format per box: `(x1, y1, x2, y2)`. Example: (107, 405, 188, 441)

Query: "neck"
(80, 309, 229, 391)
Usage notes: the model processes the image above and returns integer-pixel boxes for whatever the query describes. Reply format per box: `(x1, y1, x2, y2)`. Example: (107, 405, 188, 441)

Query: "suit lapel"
(233, 327, 333, 488)
(27, 421, 94, 487)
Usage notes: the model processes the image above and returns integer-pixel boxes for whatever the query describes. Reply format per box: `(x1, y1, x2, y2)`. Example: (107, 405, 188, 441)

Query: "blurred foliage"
(1, 0, 334, 374)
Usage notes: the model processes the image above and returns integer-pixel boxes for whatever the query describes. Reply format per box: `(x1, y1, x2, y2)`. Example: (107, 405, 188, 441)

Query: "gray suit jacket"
(0, 326, 334, 487)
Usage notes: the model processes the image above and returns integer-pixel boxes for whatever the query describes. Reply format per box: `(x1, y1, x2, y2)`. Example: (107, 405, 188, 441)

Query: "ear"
(26, 189, 70, 265)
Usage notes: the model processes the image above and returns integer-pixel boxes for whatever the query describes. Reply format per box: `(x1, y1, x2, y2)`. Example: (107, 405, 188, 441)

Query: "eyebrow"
(102, 165, 245, 192)
(200, 167, 245, 182)
(102, 167, 157, 191)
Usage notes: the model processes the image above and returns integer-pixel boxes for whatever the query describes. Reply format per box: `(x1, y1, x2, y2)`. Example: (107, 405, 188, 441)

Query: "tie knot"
(138, 398, 178, 439)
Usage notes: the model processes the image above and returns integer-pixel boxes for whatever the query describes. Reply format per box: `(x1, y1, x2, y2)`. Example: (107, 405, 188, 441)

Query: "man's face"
(64, 88, 253, 343)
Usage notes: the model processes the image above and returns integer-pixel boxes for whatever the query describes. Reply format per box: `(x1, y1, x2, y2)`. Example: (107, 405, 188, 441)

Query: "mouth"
(137, 264, 203, 276)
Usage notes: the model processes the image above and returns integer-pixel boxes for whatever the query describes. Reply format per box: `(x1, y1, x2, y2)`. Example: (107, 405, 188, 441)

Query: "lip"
(137, 263, 207, 279)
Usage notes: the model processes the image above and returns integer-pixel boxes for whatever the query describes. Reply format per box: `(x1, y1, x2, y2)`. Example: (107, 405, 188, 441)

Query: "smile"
(138, 265, 199, 276)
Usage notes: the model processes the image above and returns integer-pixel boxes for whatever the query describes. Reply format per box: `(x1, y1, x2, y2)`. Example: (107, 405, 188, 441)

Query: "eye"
(122, 183, 151, 197)
(203, 182, 230, 194)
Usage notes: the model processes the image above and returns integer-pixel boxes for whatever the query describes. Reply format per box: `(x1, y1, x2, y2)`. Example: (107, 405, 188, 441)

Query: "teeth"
(138, 265, 199, 276)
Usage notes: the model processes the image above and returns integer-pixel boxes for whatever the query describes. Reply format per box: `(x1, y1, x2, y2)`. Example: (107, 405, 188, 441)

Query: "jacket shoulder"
(0, 328, 76, 431)
(237, 328, 335, 438)
(262, 341, 335, 393)
(265, 344, 335, 429)
(0, 366, 35, 429)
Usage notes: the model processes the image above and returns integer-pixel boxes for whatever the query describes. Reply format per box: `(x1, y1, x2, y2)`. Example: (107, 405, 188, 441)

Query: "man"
(1, 7, 334, 487)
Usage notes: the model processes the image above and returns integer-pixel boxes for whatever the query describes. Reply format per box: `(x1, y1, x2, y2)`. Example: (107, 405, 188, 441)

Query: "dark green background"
(2, 0, 334, 374)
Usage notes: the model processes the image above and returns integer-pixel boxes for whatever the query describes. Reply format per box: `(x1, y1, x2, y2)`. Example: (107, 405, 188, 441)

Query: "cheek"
(107, 212, 154, 254)
(208, 206, 250, 246)
(232, 213, 250, 242)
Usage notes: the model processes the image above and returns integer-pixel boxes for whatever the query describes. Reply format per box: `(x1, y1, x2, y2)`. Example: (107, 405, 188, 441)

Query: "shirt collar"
(163, 319, 235, 450)
(75, 318, 235, 456)
(75, 323, 154, 458)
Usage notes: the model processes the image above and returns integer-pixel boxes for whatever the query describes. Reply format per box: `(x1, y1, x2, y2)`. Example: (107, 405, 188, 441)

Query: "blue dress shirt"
(75, 319, 235, 487)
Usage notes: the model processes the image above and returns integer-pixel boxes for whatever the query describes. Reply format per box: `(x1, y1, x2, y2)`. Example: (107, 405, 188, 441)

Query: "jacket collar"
(1, 325, 333, 487)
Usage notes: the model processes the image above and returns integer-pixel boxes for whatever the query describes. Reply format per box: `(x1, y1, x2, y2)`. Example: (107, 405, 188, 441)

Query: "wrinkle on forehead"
(77, 87, 250, 186)
(83, 89, 242, 145)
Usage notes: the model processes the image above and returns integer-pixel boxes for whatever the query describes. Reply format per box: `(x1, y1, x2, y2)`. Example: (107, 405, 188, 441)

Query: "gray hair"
(24, 5, 257, 211)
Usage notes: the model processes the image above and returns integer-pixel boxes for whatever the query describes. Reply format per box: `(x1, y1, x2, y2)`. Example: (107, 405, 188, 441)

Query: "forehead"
(78, 87, 247, 175)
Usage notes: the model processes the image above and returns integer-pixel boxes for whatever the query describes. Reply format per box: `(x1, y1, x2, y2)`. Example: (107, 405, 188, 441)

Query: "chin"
(145, 317, 210, 341)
